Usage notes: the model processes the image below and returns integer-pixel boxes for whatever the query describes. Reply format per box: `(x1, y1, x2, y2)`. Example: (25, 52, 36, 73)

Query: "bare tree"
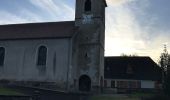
(120, 53, 138, 57)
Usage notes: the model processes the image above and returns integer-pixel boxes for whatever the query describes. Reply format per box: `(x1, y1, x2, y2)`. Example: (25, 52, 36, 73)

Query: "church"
(0, 0, 107, 93)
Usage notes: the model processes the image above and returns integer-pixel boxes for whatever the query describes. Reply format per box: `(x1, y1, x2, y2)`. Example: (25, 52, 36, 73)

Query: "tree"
(159, 45, 169, 73)
(159, 45, 170, 95)
(120, 53, 138, 57)
(159, 45, 168, 84)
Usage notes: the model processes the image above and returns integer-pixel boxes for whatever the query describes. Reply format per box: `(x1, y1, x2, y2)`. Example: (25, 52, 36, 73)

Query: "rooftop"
(0, 21, 77, 40)
(104, 56, 162, 81)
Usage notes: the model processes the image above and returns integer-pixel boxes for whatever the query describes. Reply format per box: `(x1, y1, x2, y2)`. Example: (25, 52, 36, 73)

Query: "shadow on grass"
(0, 87, 24, 96)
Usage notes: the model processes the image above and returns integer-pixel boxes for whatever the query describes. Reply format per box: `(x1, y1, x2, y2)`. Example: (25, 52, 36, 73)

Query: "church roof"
(0, 21, 76, 40)
(104, 56, 162, 81)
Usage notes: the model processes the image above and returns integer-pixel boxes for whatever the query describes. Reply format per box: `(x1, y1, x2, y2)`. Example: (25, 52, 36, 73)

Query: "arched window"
(0, 47, 5, 66)
(85, 0, 91, 12)
(37, 46, 47, 66)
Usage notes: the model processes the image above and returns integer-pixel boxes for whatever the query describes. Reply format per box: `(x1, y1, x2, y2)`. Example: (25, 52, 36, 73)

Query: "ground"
(0, 86, 166, 100)
(90, 93, 156, 100)
(0, 86, 89, 100)
(90, 95, 138, 100)
(0, 87, 24, 96)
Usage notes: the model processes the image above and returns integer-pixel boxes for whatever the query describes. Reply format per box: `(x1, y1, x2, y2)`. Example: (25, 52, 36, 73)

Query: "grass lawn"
(90, 95, 140, 100)
(129, 92, 154, 98)
(0, 87, 24, 96)
(90, 92, 155, 100)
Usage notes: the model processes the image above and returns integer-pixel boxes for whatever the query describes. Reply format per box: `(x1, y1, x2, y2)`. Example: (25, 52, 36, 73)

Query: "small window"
(37, 46, 47, 66)
(128, 81, 140, 89)
(85, 0, 91, 12)
(53, 52, 56, 75)
(85, 53, 88, 58)
(0, 47, 5, 66)
(111, 81, 115, 88)
(117, 81, 128, 88)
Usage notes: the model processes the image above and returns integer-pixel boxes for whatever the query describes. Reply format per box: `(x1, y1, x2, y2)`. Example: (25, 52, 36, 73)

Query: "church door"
(79, 75, 91, 92)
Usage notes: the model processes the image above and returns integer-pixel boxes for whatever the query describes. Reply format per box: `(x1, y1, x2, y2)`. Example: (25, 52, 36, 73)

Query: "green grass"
(129, 92, 154, 98)
(90, 92, 156, 100)
(90, 95, 140, 100)
(0, 87, 24, 96)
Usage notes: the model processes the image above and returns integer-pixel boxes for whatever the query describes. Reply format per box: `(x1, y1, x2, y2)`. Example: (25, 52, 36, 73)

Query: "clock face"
(82, 14, 93, 24)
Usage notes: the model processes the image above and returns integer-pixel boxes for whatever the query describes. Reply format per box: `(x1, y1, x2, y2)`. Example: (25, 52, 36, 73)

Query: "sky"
(0, 0, 170, 63)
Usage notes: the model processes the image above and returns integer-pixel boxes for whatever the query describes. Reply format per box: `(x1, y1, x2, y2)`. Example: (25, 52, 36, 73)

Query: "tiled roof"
(104, 56, 162, 81)
(0, 21, 76, 40)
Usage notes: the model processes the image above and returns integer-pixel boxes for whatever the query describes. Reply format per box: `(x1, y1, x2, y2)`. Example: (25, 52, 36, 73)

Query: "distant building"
(0, 0, 107, 93)
(104, 56, 162, 93)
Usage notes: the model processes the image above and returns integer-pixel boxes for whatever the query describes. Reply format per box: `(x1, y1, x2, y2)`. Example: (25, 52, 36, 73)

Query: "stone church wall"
(0, 38, 71, 90)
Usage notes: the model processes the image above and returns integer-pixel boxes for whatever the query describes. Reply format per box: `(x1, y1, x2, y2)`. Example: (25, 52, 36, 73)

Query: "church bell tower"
(72, 0, 107, 92)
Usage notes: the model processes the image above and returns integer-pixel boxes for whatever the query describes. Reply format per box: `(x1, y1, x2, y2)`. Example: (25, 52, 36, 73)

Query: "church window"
(85, 0, 91, 12)
(0, 47, 5, 66)
(85, 52, 91, 64)
(53, 52, 56, 75)
(37, 46, 47, 66)
(85, 53, 88, 58)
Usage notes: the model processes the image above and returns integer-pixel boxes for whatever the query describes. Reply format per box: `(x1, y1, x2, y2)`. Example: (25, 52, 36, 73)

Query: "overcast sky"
(0, 0, 169, 63)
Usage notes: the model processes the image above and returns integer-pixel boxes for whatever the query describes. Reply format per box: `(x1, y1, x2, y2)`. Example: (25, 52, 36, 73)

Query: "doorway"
(79, 75, 91, 92)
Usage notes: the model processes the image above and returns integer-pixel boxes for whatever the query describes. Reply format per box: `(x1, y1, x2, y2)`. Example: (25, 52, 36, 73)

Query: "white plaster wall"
(141, 81, 155, 89)
(0, 38, 71, 86)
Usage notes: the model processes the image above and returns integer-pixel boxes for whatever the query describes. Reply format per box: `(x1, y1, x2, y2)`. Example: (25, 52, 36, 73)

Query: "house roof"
(0, 21, 77, 40)
(104, 56, 162, 81)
